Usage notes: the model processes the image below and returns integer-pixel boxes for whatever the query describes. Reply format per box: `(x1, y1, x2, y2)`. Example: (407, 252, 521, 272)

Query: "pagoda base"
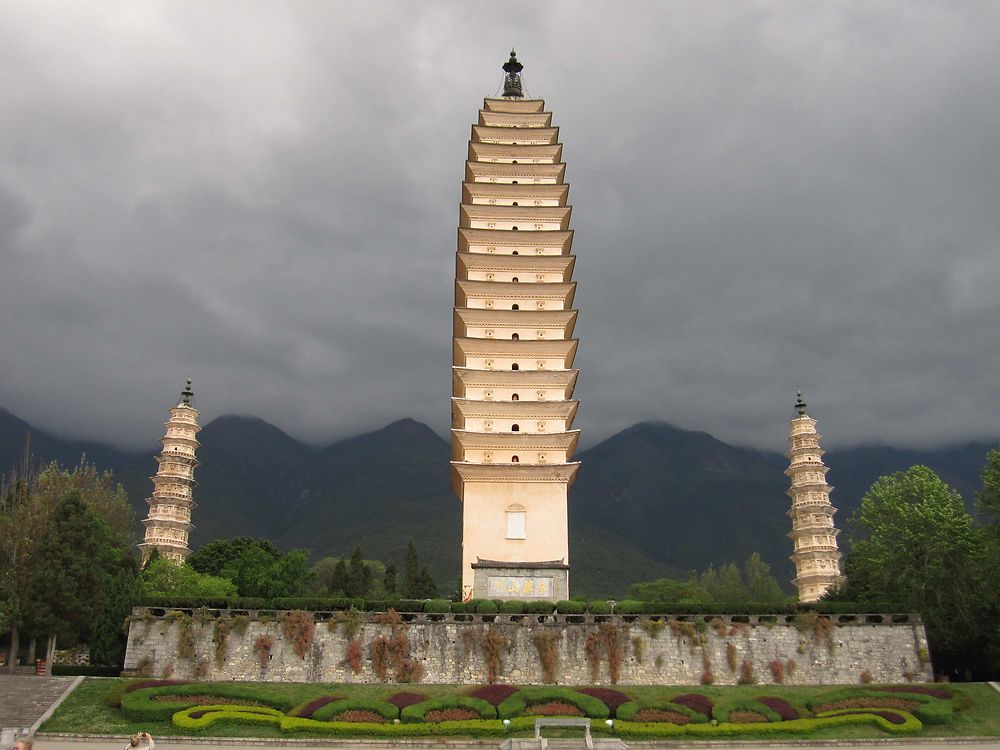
(471, 559, 569, 600)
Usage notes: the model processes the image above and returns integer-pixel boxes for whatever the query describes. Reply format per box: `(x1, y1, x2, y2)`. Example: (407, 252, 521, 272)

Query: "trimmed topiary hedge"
(524, 601, 556, 615)
(498, 688, 610, 719)
(498, 600, 526, 614)
(555, 600, 585, 614)
(711, 697, 783, 723)
(423, 599, 452, 613)
(586, 601, 612, 614)
(400, 696, 496, 722)
(121, 683, 292, 722)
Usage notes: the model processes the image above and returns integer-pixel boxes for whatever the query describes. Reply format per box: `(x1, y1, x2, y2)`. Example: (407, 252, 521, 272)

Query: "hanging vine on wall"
(482, 627, 508, 684)
(368, 609, 423, 683)
(532, 629, 560, 683)
(585, 631, 601, 682)
(254, 635, 274, 666)
(280, 610, 316, 660)
(167, 611, 196, 661)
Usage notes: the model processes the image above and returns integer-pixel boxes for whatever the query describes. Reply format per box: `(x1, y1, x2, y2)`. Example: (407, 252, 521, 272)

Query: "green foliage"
(628, 554, 788, 607)
(120, 682, 293, 722)
(524, 601, 556, 614)
(423, 599, 451, 613)
(403, 541, 420, 598)
(141, 558, 238, 599)
(842, 465, 990, 673)
(712, 697, 782, 722)
(977, 448, 1000, 521)
(586, 601, 612, 614)
(497, 688, 610, 719)
(90, 564, 142, 666)
(400, 695, 496, 722)
(498, 600, 525, 614)
(555, 600, 585, 614)
(188, 537, 314, 599)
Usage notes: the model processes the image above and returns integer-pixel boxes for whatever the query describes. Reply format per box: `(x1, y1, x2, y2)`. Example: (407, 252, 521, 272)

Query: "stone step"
(0, 675, 76, 732)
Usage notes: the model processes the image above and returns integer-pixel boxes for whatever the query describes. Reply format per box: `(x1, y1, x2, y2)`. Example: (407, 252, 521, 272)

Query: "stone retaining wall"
(122, 608, 933, 685)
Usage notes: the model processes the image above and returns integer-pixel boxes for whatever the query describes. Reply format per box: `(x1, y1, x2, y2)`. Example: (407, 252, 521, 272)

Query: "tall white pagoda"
(785, 392, 845, 602)
(139, 380, 201, 563)
(452, 52, 580, 601)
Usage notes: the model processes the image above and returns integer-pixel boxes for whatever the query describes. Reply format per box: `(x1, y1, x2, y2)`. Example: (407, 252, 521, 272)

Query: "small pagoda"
(451, 51, 581, 600)
(785, 392, 845, 602)
(139, 380, 201, 563)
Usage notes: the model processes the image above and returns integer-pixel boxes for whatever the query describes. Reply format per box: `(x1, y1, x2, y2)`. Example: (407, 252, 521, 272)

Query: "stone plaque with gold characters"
(486, 575, 553, 598)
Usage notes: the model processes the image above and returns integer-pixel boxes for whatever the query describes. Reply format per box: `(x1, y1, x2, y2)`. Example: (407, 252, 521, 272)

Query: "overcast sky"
(1, 1, 998, 452)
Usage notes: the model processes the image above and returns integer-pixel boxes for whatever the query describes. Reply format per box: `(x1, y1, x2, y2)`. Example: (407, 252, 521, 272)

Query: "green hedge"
(524, 601, 556, 614)
(498, 688, 610, 719)
(555, 600, 585, 614)
(616, 699, 708, 723)
(311, 699, 398, 722)
(121, 683, 293, 722)
(611, 709, 921, 738)
(475, 600, 499, 614)
(913, 700, 953, 724)
(807, 688, 935, 711)
(423, 599, 451, 613)
(611, 600, 645, 615)
(400, 696, 496, 722)
(586, 601, 612, 614)
(140, 595, 268, 610)
(498, 600, 526, 614)
(52, 664, 120, 677)
(267, 597, 365, 611)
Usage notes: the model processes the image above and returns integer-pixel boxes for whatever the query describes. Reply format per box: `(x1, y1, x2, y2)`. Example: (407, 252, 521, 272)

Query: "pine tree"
(403, 541, 419, 598)
(383, 563, 397, 596)
(362, 564, 374, 597)
(415, 565, 438, 599)
(90, 561, 141, 666)
(330, 559, 348, 595)
(346, 546, 365, 598)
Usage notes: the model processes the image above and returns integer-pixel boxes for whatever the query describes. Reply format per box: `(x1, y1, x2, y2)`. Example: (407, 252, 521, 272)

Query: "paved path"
(0, 675, 78, 733)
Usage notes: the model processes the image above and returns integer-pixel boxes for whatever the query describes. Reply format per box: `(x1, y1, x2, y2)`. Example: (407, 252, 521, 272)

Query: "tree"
(346, 546, 366, 598)
(383, 563, 397, 596)
(403, 541, 420, 598)
(89, 560, 142, 666)
(21, 493, 116, 674)
(189, 537, 280, 578)
(744, 552, 786, 603)
(1, 450, 134, 673)
(843, 465, 988, 676)
(331, 558, 349, 595)
(141, 558, 238, 598)
(977, 448, 1000, 523)
(414, 565, 438, 598)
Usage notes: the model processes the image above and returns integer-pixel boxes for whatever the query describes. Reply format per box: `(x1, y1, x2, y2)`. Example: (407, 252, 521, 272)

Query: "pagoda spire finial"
(502, 49, 524, 98)
(180, 378, 193, 406)
(795, 391, 807, 416)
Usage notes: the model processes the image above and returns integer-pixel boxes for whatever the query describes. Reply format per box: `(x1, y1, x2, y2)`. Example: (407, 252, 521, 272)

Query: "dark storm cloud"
(1, 1, 998, 451)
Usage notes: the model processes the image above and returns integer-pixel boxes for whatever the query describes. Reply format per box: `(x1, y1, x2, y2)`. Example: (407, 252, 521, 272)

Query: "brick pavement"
(0, 674, 76, 733)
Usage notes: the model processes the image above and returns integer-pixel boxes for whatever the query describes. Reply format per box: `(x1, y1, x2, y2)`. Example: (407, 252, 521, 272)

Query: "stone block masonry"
(123, 609, 933, 685)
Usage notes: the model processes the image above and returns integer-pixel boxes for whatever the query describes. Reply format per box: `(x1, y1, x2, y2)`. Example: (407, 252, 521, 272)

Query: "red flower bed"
(815, 698, 917, 712)
(469, 684, 519, 706)
(295, 695, 344, 718)
(335, 710, 385, 723)
(729, 710, 768, 723)
(425, 708, 480, 722)
(757, 696, 798, 720)
(671, 693, 713, 717)
(876, 685, 952, 700)
(124, 679, 191, 693)
(526, 701, 584, 716)
(388, 692, 425, 709)
(633, 708, 690, 724)
(578, 687, 630, 717)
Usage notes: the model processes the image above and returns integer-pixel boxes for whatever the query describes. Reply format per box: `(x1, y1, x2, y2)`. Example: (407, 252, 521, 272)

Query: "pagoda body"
(452, 53, 580, 601)
(785, 393, 845, 602)
(139, 381, 201, 563)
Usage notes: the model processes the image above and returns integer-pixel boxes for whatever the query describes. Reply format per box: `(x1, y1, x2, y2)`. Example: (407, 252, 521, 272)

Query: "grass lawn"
(39, 679, 1000, 740)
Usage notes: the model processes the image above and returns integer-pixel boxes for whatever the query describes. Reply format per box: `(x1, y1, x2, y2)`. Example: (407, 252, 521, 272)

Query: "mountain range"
(1, 407, 995, 596)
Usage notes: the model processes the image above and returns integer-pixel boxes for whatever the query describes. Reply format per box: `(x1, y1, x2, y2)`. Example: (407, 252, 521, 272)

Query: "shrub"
(555, 600, 585, 614)
(423, 599, 451, 614)
(312, 699, 398, 722)
(292, 695, 344, 718)
(738, 659, 755, 685)
(577, 688, 630, 717)
(912, 700, 953, 724)
(700, 671, 714, 685)
(587, 601, 612, 614)
(401, 695, 496, 722)
(345, 640, 363, 674)
(524, 601, 556, 615)
(671, 693, 713, 717)
(757, 696, 800, 721)
(121, 682, 293, 722)
(498, 600, 525, 614)
(388, 692, 426, 709)
(469, 684, 518, 706)
(476, 600, 499, 614)
(498, 688, 610, 719)
(712, 698, 782, 723)
(612, 599, 645, 615)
